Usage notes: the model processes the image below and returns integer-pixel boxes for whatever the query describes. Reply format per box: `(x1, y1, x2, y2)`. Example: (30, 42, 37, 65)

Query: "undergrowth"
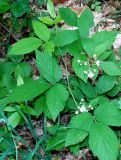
(0, 0, 121, 160)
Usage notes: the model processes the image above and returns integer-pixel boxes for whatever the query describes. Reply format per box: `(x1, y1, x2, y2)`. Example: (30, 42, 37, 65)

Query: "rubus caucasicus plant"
(0, 0, 121, 159)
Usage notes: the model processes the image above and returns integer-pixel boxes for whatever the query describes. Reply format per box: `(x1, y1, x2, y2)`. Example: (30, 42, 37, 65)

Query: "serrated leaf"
(46, 84, 69, 121)
(36, 51, 62, 83)
(32, 21, 50, 41)
(100, 61, 121, 76)
(8, 37, 42, 55)
(89, 123, 119, 160)
(77, 8, 94, 38)
(65, 129, 88, 147)
(47, 0, 56, 18)
(68, 112, 94, 131)
(66, 113, 93, 147)
(54, 30, 80, 47)
(94, 102, 121, 126)
(8, 112, 20, 128)
(1, 79, 49, 106)
(95, 74, 116, 94)
(59, 7, 77, 26)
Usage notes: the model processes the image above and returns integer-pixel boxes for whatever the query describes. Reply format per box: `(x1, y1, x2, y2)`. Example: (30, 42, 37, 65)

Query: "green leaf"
(47, 0, 56, 19)
(54, 30, 80, 47)
(81, 38, 95, 57)
(106, 84, 120, 97)
(34, 96, 46, 117)
(66, 40, 83, 57)
(80, 81, 96, 98)
(95, 74, 116, 94)
(59, 7, 77, 26)
(8, 112, 21, 128)
(100, 61, 121, 76)
(66, 113, 93, 146)
(68, 112, 94, 131)
(92, 31, 118, 56)
(36, 51, 62, 83)
(69, 144, 80, 156)
(10, 0, 30, 17)
(46, 84, 69, 121)
(65, 129, 88, 147)
(94, 102, 121, 126)
(44, 41, 55, 54)
(21, 106, 37, 116)
(32, 21, 50, 41)
(1, 79, 49, 106)
(89, 123, 119, 160)
(77, 8, 94, 38)
(8, 37, 42, 55)
(72, 56, 88, 83)
(38, 16, 55, 26)
(81, 31, 118, 57)
(98, 50, 112, 60)
(46, 132, 66, 151)
(0, 0, 10, 13)
(14, 62, 32, 78)
(0, 62, 16, 87)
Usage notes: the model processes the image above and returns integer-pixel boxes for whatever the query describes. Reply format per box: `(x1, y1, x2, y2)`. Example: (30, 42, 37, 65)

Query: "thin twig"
(0, 22, 19, 41)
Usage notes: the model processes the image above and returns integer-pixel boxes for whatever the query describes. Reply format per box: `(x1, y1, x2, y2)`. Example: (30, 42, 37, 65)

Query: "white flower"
(96, 60, 100, 66)
(91, 107, 94, 110)
(75, 111, 79, 115)
(93, 69, 96, 72)
(77, 60, 81, 63)
(93, 54, 97, 58)
(80, 106, 88, 112)
(77, 106, 80, 109)
(80, 63, 82, 66)
(84, 62, 88, 65)
(84, 71, 88, 74)
(88, 71, 94, 78)
(88, 105, 92, 108)
(81, 98, 84, 102)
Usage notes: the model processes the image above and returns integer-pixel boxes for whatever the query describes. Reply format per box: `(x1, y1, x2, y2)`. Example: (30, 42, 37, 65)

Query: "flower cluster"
(93, 54, 101, 67)
(75, 99, 94, 115)
(84, 69, 96, 78)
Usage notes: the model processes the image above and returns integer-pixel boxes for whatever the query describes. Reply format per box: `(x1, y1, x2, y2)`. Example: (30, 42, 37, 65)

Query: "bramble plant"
(0, 0, 121, 159)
